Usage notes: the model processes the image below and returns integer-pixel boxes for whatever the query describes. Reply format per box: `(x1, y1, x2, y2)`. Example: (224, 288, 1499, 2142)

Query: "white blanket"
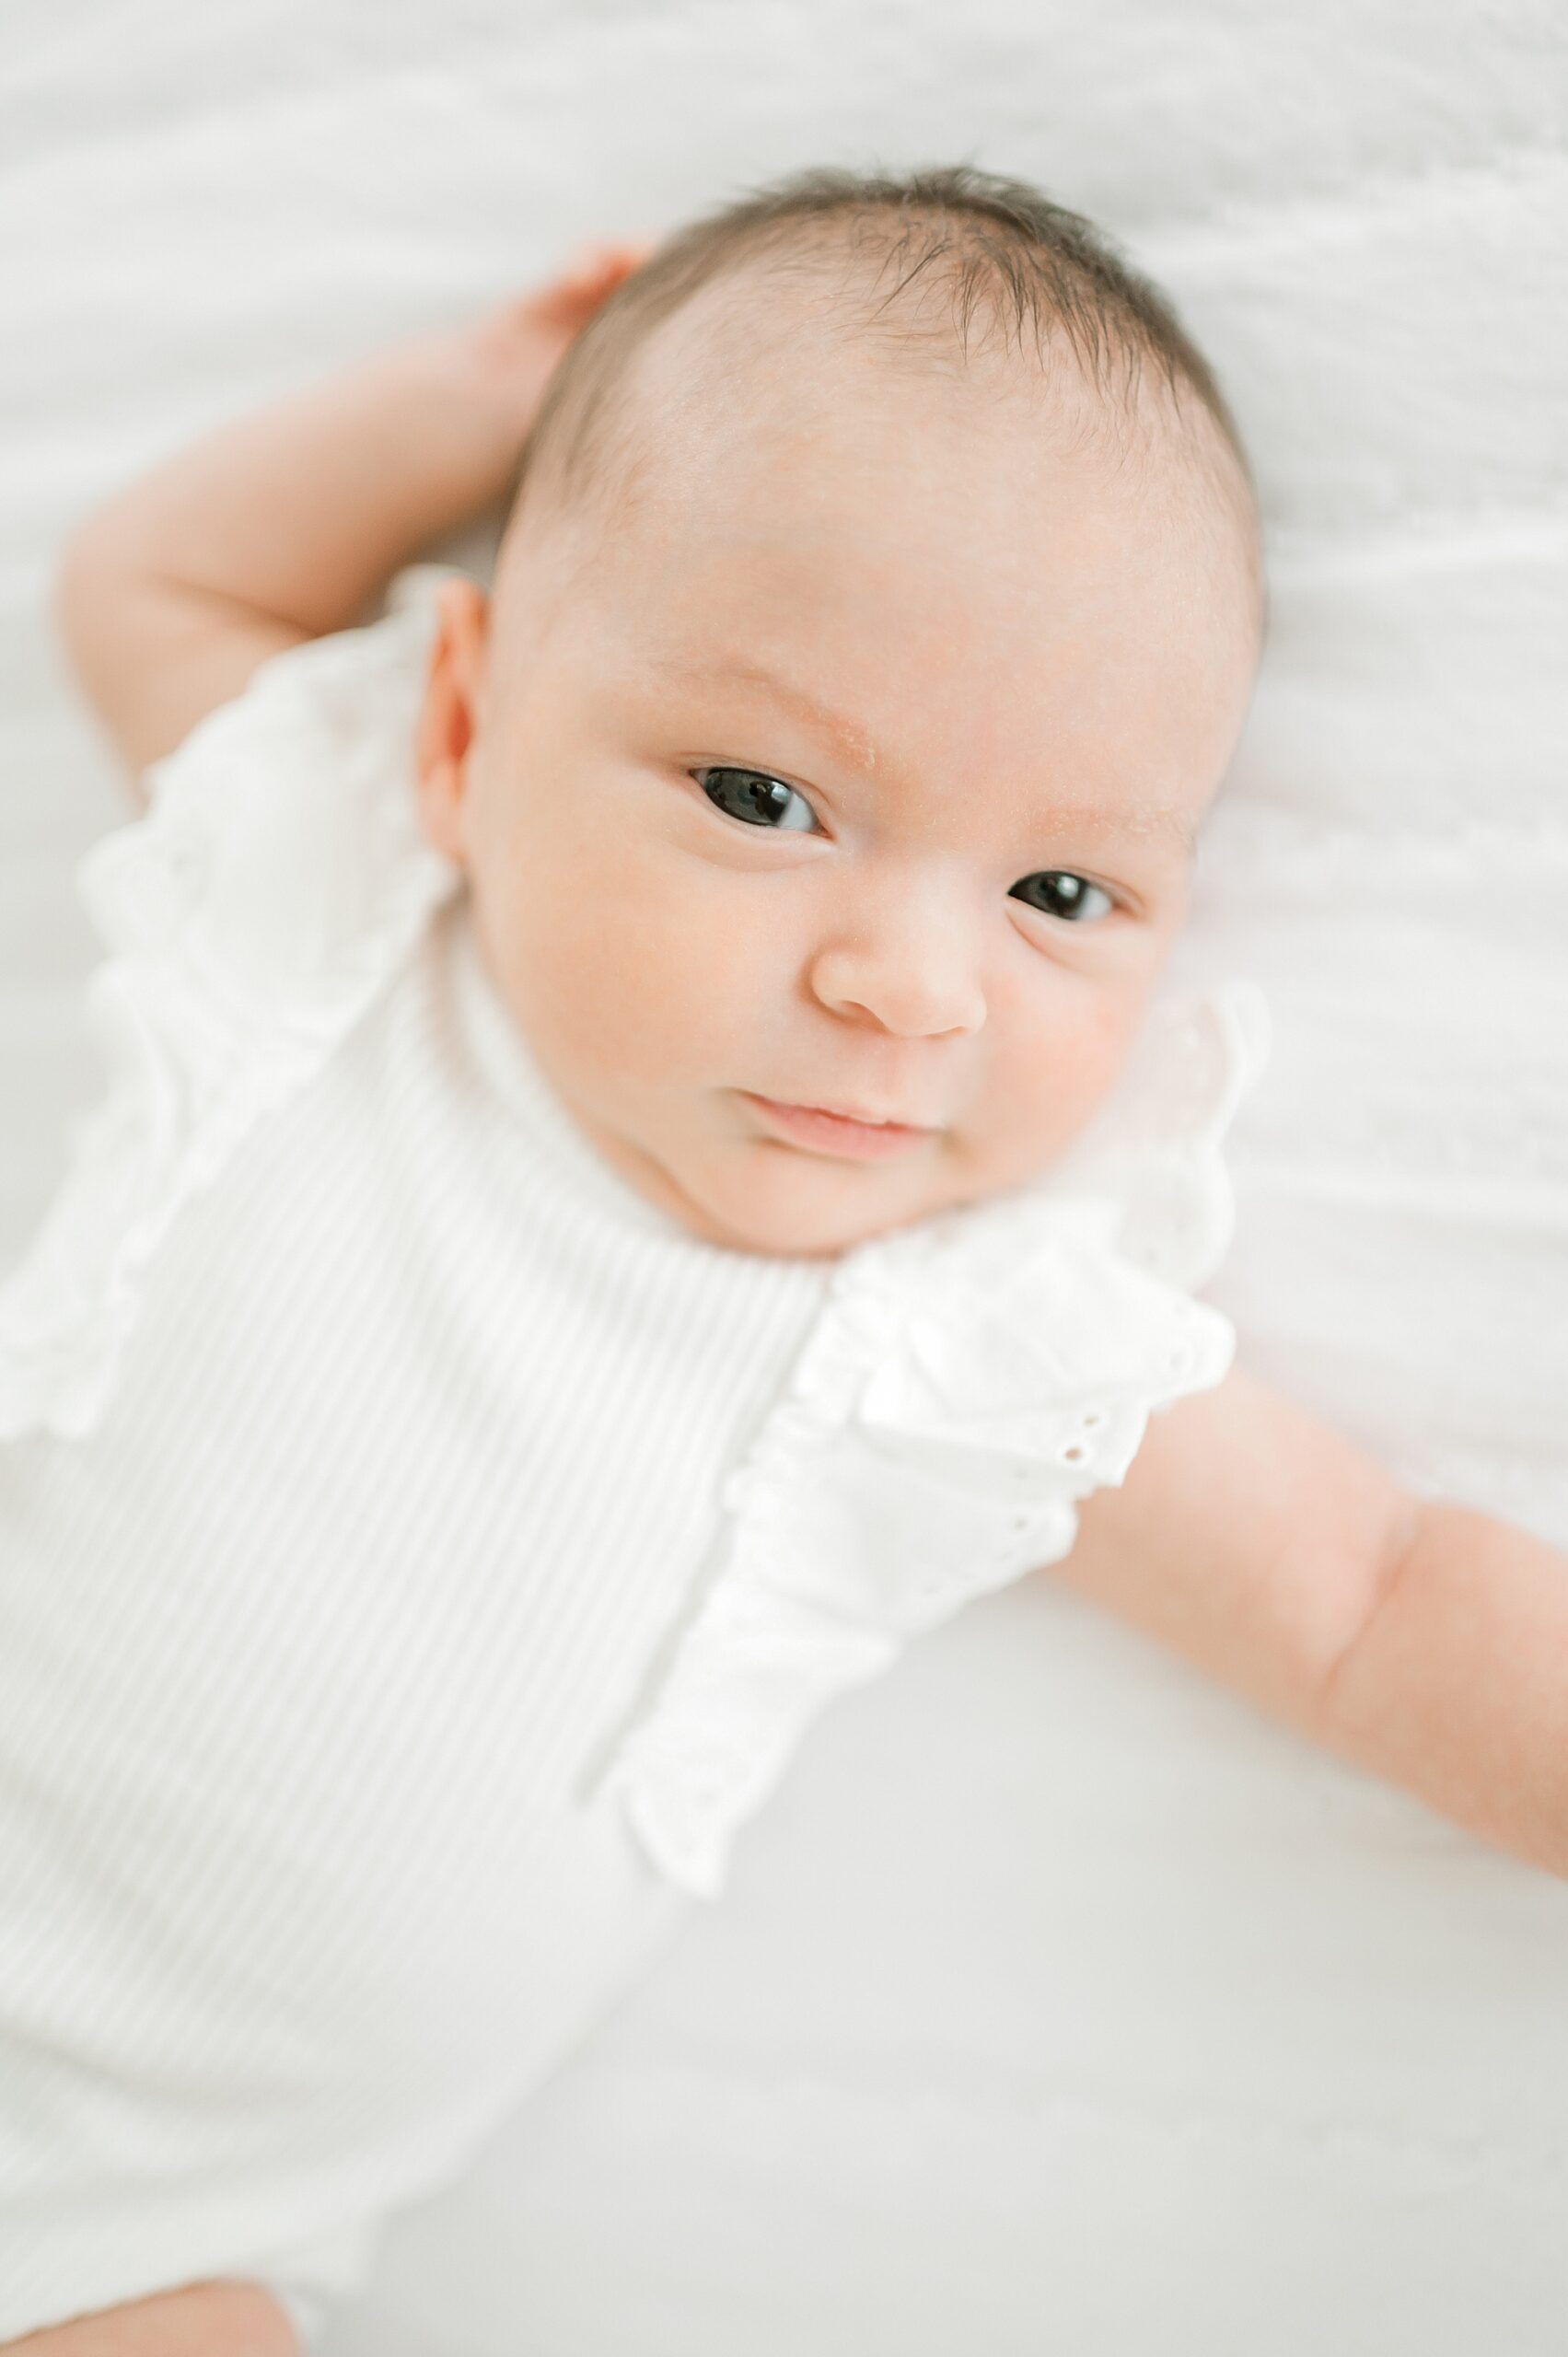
(3, 4, 1565, 2350)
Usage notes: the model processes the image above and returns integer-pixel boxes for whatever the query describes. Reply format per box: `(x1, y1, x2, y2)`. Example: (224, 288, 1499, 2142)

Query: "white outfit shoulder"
(0, 565, 1271, 2342)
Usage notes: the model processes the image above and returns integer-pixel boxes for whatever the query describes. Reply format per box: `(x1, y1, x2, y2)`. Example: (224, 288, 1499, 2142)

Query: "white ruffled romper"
(0, 566, 1271, 2344)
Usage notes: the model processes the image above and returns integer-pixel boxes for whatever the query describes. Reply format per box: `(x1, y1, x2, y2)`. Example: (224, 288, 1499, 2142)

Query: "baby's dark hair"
(504, 160, 1257, 549)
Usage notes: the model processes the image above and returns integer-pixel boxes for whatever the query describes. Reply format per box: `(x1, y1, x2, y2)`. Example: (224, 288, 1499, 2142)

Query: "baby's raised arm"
(1061, 1360, 1568, 1878)
(53, 244, 650, 796)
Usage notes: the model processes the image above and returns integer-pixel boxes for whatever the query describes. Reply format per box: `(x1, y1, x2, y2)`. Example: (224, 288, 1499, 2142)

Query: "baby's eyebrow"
(661, 655, 878, 767)
(661, 654, 1197, 856)
(1046, 802, 1200, 854)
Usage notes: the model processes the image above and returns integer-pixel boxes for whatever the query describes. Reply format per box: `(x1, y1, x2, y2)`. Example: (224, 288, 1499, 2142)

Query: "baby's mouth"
(737, 1092, 936, 1161)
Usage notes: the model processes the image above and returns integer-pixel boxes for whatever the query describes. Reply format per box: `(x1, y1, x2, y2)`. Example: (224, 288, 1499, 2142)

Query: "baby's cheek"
(510, 836, 759, 1083)
(983, 987, 1147, 1178)
(611, 875, 777, 1079)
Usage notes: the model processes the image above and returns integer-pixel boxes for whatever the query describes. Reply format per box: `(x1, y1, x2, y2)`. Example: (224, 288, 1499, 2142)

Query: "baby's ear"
(414, 576, 491, 865)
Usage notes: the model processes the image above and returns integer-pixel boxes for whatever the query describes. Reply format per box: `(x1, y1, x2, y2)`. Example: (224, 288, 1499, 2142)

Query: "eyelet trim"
(596, 974, 1272, 1899)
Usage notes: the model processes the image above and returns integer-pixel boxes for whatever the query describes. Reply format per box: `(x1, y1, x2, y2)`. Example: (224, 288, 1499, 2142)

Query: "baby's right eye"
(692, 766, 819, 834)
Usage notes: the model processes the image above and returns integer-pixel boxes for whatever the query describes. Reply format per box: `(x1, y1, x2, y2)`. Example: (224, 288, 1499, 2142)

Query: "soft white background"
(3, 4, 1566, 2350)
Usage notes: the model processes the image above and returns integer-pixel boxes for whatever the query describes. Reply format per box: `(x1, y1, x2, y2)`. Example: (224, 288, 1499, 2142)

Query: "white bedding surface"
(3, 4, 1565, 2350)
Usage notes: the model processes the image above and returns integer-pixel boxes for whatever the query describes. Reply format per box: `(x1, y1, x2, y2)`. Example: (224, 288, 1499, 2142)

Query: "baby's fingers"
(460, 238, 662, 425)
(564, 236, 661, 288)
(536, 237, 659, 325)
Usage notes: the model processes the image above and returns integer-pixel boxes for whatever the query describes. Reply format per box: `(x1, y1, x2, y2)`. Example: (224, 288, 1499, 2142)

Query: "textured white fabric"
(3, 11, 1564, 2354)
(0, 567, 1265, 2337)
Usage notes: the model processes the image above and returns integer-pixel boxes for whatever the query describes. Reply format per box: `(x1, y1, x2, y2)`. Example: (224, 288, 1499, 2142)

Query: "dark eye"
(692, 766, 819, 833)
(1009, 871, 1115, 923)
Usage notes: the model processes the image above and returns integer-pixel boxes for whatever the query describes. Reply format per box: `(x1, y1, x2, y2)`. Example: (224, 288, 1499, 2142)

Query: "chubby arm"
(53, 243, 651, 799)
(1055, 1359, 1568, 1878)
(2, 2279, 298, 2354)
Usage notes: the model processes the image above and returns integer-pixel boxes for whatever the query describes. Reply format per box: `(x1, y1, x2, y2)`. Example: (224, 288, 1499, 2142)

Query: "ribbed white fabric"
(0, 894, 842, 2334)
(0, 568, 1270, 2340)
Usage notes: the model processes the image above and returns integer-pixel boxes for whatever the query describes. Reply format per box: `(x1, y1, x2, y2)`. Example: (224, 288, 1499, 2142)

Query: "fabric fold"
(597, 975, 1272, 1898)
(0, 567, 461, 1440)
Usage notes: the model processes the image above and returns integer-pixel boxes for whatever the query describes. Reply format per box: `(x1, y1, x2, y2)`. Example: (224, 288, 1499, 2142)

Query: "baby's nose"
(809, 879, 987, 1039)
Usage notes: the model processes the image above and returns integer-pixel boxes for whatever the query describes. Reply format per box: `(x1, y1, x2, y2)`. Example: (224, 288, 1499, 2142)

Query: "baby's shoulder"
(1, 571, 467, 1442)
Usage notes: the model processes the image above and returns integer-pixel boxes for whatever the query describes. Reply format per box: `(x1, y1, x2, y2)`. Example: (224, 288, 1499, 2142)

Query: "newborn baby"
(6, 164, 1566, 2352)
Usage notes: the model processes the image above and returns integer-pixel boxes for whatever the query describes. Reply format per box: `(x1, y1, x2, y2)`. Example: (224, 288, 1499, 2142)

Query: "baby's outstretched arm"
(1059, 1362, 1568, 1878)
(2, 2277, 298, 2353)
(54, 241, 652, 796)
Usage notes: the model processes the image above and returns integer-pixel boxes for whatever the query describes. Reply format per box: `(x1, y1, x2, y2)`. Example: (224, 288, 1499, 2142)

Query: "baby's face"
(418, 302, 1260, 1259)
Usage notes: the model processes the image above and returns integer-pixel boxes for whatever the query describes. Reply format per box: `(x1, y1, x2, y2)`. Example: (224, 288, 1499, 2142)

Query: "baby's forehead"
(497, 256, 1262, 723)
(612, 263, 1097, 470)
(563, 263, 1255, 602)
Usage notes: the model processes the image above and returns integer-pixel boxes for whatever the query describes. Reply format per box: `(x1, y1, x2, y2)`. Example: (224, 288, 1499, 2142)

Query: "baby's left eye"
(1008, 872, 1116, 923)
(692, 766, 819, 833)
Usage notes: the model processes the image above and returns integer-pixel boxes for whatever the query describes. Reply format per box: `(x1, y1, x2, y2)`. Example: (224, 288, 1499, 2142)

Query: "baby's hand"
(454, 238, 660, 441)
(1, 2276, 300, 2352)
(53, 234, 663, 790)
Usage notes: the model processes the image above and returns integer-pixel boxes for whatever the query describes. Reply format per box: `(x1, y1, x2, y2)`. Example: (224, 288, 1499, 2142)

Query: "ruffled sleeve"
(594, 977, 1272, 1899)
(0, 565, 463, 1441)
